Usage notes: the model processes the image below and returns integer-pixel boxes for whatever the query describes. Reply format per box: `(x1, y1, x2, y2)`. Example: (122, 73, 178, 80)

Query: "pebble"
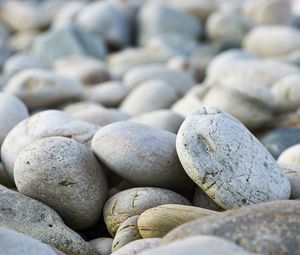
(243, 26, 300, 59)
(131, 110, 184, 133)
(9, 30, 38, 52)
(259, 127, 300, 159)
(33, 25, 107, 64)
(81, 81, 128, 107)
(137, 2, 202, 45)
(123, 64, 195, 97)
(206, 9, 253, 47)
(0, 185, 97, 255)
(14, 136, 108, 230)
(0, 227, 64, 255)
(64, 102, 130, 126)
(0, 163, 14, 188)
(139, 235, 255, 255)
(92, 121, 192, 192)
(171, 94, 202, 118)
(1, 110, 99, 180)
(54, 55, 111, 85)
(75, 1, 129, 49)
(161, 200, 300, 254)
(112, 215, 141, 251)
(137, 204, 219, 238)
(103, 187, 191, 236)
(278, 162, 300, 199)
(120, 80, 178, 115)
(193, 187, 224, 211)
(4, 69, 83, 110)
(0, 92, 29, 146)
(176, 107, 291, 209)
(89, 238, 113, 255)
(111, 238, 160, 255)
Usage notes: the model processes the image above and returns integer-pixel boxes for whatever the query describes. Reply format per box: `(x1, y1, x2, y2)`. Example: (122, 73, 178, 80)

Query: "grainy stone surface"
(112, 215, 141, 251)
(140, 235, 255, 255)
(14, 136, 108, 230)
(193, 187, 223, 211)
(103, 187, 191, 236)
(176, 107, 291, 209)
(161, 200, 300, 255)
(278, 162, 300, 199)
(92, 121, 192, 192)
(0, 185, 97, 255)
(137, 204, 219, 238)
(1, 110, 99, 180)
(0, 227, 63, 255)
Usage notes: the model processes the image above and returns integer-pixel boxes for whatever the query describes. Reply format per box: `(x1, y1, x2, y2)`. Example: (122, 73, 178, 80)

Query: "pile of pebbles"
(1, 0, 300, 254)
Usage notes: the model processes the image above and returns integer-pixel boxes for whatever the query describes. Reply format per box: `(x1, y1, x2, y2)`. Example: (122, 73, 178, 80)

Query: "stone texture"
(176, 107, 291, 209)
(1, 110, 99, 180)
(112, 215, 141, 251)
(14, 136, 108, 230)
(92, 121, 192, 192)
(0, 185, 97, 255)
(137, 204, 219, 238)
(103, 187, 191, 236)
(161, 200, 300, 255)
(89, 238, 113, 255)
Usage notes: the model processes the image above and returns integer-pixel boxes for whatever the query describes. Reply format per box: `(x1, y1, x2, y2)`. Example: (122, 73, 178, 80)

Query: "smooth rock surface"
(1, 110, 99, 180)
(137, 204, 219, 238)
(4, 69, 83, 109)
(103, 187, 191, 236)
(112, 215, 141, 251)
(0, 92, 29, 146)
(176, 107, 291, 209)
(92, 121, 192, 192)
(140, 235, 255, 255)
(161, 200, 300, 255)
(111, 238, 159, 255)
(89, 238, 113, 255)
(0, 185, 97, 255)
(14, 136, 108, 230)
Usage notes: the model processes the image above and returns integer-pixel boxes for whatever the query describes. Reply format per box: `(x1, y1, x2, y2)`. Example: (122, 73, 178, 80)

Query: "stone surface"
(131, 110, 184, 133)
(110, 238, 159, 255)
(0, 185, 97, 255)
(0, 227, 63, 255)
(76, 1, 129, 49)
(171, 95, 202, 118)
(193, 187, 224, 211)
(103, 187, 191, 236)
(54, 55, 110, 85)
(259, 127, 300, 159)
(1, 110, 99, 180)
(0, 92, 29, 146)
(278, 162, 300, 199)
(138, 204, 219, 238)
(176, 107, 291, 209)
(33, 25, 106, 64)
(123, 64, 195, 97)
(120, 80, 178, 115)
(112, 215, 141, 251)
(138, 2, 201, 45)
(81, 81, 128, 107)
(161, 200, 300, 255)
(64, 102, 130, 126)
(140, 236, 255, 255)
(4, 69, 83, 109)
(14, 136, 108, 230)
(89, 238, 113, 255)
(92, 121, 192, 192)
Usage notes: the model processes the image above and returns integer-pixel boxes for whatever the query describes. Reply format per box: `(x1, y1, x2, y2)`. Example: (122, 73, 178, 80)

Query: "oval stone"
(176, 107, 291, 209)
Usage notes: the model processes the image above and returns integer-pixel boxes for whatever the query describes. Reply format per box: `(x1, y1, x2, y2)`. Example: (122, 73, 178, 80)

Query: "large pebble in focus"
(176, 107, 290, 209)
(1, 110, 99, 180)
(14, 136, 107, 230)
(92, 121, 192, 192)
